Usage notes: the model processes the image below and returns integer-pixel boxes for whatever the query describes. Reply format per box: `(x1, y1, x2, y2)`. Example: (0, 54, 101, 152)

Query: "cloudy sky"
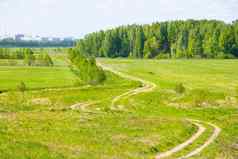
(0, 0, 237, 37)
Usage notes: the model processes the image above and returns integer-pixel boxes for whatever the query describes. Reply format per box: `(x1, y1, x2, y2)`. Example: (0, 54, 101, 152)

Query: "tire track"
(156, 120, 206, 159)
(177, 120, 221, 159)
(97, 63, 156, 109)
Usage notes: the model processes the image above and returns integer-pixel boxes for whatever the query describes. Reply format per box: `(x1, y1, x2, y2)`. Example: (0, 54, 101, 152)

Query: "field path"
(97, 62, 156, 109)
(178, 120, 221, 159)
(156, 120, 206, 159)
(98, 62, 221, 159)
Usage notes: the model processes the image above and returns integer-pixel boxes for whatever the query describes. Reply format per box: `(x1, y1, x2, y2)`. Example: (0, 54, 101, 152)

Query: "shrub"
(191, 89, 210, 106)
(156, 53, 170, 59)
(17, 81, 26, 93)
(175, 83, 186, 94)
(215, 53, 235, 59)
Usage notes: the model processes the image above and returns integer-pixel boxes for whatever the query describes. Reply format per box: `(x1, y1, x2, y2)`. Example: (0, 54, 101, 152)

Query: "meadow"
(0, 57, 237, 158)
(100, 59, 238, 158)
(0, 66, 77, 91)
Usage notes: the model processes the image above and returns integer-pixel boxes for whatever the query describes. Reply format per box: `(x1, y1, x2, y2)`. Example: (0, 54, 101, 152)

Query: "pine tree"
(133, 27, 145, 58)
(175, 31, 188, 58)
(188, 29, 203, 58)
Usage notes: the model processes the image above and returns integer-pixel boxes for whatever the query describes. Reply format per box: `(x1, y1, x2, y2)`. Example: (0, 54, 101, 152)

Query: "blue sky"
(0, 0, 237, 37)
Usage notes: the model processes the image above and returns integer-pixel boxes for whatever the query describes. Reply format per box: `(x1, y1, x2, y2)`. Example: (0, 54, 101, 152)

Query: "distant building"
(0, 33, 76, 45)
(52, 37, 61, 42)
(33, 35, 42, 41)
(64, 37, 74, 41)
(15, 34, 24, 41)
(21, 35, 33, 41)
(42, 37, 49, 42)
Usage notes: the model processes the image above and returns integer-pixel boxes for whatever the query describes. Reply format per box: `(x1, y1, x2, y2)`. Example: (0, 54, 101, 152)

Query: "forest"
(76, 20, 238, 59)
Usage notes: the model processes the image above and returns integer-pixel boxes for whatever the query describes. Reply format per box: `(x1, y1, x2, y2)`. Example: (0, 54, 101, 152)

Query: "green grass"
(0, 66, 78, 91)
(100, 59, 238, 158)
(0, 58, 238, 158)
(0, 112, 195, 159)
(0, 63, 194, 158)
(0, 59, 24, 66)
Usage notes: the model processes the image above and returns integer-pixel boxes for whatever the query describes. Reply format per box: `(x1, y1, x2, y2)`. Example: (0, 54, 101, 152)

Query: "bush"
(191, 89, 211, 106)
(17, 81, 27, 93)
(175, 83, 186, 94)
(156, 53, 170, 59)
(215, 53, 235, 59)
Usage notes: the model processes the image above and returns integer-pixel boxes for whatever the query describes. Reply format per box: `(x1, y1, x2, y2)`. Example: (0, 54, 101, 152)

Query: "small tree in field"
(23, 49, 35, 66)
(175, 83, 186, 94)
(17, 81, 26, 94)
(44, 53, 54, 66)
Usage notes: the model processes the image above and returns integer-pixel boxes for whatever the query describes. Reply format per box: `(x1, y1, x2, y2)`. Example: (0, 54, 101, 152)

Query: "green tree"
(175, 31, 189, 58)
(74, 20, 238, 59)
(188, 29, 203, 58)
(17, 81, 27, 94)
(219, 26, 236, 56)
(132, 27, 145, 58)
(44, 53, 54, 66)
(68, 48, 106, 85)
(101, 33, 113, 57)
(143, 37, 159, 58)
(23, 49, 35, 66)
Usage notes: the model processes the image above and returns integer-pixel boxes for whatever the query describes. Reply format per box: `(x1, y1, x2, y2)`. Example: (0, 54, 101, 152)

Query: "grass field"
(100, 59, 238, 158)
(0, 58, 237, 158)
(0, 66, 77, 91)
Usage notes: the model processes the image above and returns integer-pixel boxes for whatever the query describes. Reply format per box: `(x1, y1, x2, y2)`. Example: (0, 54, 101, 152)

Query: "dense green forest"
(76, 20, 238, 59)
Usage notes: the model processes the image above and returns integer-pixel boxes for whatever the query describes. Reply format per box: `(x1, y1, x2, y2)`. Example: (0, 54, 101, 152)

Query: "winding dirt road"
(177, 120, 221, 159)
(97, 63, 156, 109)
(156, 120, 206, 159)
(98, 62, 221, 159)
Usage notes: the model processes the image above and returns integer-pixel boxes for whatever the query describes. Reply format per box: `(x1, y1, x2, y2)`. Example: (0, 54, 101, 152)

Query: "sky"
(0, 0, 237, 37)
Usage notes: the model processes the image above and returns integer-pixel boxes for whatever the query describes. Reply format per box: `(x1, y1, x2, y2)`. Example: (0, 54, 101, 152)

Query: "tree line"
(0, 48, 54, 66)
(76, 20, 238, 59)
(68, 48, 106, 85)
